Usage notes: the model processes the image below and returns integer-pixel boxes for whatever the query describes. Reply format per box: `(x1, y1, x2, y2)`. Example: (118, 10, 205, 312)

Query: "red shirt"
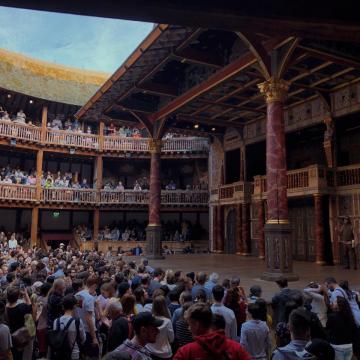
(173, 330, 251, 360)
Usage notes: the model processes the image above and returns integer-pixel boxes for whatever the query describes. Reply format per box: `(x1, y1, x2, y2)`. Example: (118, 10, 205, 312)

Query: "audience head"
(185, 302, 213, 336)
(212, 284, 224, 303)
(288, 308, 311, 341)
(132, 312, 162, 344)
(275, 277, 288, 289)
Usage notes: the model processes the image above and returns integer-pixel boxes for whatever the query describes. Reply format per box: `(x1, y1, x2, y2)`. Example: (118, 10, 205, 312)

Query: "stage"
(124, 254, 360, 301)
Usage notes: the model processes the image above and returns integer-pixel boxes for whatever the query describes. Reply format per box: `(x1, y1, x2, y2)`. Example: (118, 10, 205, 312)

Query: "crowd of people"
(41, 171, 91, 190)
(0, 107, 36, 126)
(0, 242, 359, 360)
(47, 115, 91, 134)
(0, 166, 37, 185)
(102, 178, 149, 192)
(105, 124, 144, 138)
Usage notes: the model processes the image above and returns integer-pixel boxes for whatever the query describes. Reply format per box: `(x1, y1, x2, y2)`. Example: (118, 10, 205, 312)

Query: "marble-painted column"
(242, 203, 250, 255)
(257, 200, 265, 259)
(217, 206, 224, 252)
(258, 78, 298, 281)
(314, 194, 325, 264)
(236, 204, 243, 254)
(146, 139, 163, 259)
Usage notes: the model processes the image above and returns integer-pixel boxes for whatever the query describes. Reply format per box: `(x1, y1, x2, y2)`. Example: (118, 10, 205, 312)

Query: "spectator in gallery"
(81, 178, 90, 189)
(115, 181, 125, 191)
(15, 109, 26, 123)
(133, 180, 142, 191)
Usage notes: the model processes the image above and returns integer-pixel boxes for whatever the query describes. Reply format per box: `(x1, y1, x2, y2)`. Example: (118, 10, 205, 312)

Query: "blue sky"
(0, 7, 153, 73)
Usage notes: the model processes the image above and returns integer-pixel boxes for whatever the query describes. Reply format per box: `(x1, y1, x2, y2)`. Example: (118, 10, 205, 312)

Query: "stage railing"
(46, 129, 99, 149)
(0, 183, 37, 201)
(0, 120, 41, 142)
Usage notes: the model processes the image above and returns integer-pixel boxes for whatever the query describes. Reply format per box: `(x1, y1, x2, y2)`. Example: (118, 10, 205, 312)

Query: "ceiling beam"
(172, 48, 223, 68)
(298, 45, 360, 70)
(135, 82, 178, 97)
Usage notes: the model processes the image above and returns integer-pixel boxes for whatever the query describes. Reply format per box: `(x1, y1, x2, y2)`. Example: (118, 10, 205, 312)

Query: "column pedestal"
(262, 222, 299, 281)
(146, 225, 164, 259)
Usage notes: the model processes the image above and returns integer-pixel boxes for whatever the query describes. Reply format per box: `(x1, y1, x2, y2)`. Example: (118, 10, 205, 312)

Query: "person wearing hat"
(114, 312, 163, 360)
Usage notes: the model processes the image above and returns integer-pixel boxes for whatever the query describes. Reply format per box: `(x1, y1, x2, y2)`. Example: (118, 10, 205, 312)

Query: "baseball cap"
(132, 312, 163, 334)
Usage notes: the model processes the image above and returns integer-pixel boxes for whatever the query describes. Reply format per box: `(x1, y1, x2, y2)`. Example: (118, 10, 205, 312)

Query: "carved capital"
(258, 78, 289, 103)
(149, 139, 162, 153)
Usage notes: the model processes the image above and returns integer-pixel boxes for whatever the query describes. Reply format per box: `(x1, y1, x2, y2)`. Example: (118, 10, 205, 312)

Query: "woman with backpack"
(5, 286, 35, 360)
(47, 278, 66, 330)
(50, 294, 86, 360)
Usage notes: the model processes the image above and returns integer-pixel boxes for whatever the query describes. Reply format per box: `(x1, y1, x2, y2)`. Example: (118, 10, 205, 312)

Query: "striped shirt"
(115, 339, 152, 360)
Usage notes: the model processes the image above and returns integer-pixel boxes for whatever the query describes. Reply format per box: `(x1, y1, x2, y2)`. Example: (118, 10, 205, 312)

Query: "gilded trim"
(258, 77, 289, 103)
(266, 219, 289, 224)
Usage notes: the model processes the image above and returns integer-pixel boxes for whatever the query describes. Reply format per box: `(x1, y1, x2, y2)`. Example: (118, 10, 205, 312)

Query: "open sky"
(0, 6, 153, 73)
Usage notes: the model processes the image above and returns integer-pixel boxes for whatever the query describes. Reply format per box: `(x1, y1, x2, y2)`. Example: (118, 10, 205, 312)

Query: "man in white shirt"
(210, 285, 237, 340)
(8, 235, 18, 250)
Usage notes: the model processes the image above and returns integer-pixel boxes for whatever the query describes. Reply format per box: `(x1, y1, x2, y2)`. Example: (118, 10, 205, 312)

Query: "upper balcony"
(0, 183, 209, 208)
(0, 120, 209, 156)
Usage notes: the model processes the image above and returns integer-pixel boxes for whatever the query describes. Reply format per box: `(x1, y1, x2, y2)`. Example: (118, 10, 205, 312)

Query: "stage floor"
(125, 254, 360, 301)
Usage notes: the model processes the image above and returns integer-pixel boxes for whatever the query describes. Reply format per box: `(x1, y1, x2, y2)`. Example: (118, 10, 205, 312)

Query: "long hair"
(152, 295, 171, 319)
(121, 294, 136, 316)
(319, 285, 330, 308)
(47, 278, 65, 298)
(336, 296, 356, 328)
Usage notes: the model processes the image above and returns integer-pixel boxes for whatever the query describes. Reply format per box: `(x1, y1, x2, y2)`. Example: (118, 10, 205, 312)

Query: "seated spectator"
(115, 181, 125, 191)
(133, 180, 142, 191)
(15, 109, 26, 123)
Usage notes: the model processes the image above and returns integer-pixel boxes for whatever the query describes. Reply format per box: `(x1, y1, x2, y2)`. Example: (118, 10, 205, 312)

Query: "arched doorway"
(225, 209, 236, 254)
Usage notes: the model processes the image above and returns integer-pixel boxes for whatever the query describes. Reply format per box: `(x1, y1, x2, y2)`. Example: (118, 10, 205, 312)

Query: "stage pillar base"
(261, 223, 299, 282)
(146, 225, 164, 259)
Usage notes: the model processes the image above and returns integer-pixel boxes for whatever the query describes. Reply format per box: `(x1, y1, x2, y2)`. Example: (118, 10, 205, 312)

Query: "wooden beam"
(135, 82, 178, 98)
(298, 45, 360, 70)
(172, 48, 223, 68)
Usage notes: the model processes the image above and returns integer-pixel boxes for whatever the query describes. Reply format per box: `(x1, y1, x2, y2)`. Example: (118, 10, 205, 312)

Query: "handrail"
(0, 183, 37, 201)
(0, 121, 208, 154)
(46, 129, 99, 149)
(161, 190, 209, 204)
(336, 164, 360, 186)
(0, 120, 41, 142)
(100, 190, 149, 204)
(41, 188, 97, 203)
(103, 137, 150, 152)
(162, 138, 209, 152)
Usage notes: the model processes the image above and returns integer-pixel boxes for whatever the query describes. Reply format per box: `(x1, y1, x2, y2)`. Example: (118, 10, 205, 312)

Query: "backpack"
(48, 317, 79, 360)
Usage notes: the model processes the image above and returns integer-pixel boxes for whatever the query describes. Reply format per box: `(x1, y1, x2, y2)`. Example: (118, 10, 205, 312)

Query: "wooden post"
(99, 121, 105, 151)
(36, 149, 43, 201)
(30, 207, 39, 248)
(41, 105, 48, 143)
(93, 209, 100, 243)
(94, 155, 103, 202)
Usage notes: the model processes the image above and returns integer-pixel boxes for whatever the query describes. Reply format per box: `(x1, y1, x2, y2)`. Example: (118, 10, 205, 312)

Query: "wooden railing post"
(93, 209, 100, 242)
(94, 155, 103, 202)
(41, 105, 48, 143)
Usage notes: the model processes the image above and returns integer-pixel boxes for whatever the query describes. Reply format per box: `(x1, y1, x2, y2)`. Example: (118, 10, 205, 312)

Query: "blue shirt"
(211, 303, 237, 340)
(240, 320, 270, 359)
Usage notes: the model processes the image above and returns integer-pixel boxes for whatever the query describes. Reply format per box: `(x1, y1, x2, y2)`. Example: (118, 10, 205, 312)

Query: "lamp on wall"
(69, 148, 75, 155)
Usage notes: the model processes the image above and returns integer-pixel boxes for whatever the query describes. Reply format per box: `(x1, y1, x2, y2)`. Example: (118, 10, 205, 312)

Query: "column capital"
(258, 77, 290, 103)
(149, 139, 163, 153)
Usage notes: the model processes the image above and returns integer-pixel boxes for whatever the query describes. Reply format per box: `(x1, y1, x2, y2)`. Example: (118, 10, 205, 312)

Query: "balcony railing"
(336, 164, 360, 186)
(41, 188, 97, 203)
(162, 138, 209, 153)
(161, 190, 209, 204)
(0, 120, 208, 155)
(0, 184, 37, 201)
(46, 129, 99, 149)
(100, 190, 149, 204)
(103, 136, 150, 152)
(0, 120, 41, 142)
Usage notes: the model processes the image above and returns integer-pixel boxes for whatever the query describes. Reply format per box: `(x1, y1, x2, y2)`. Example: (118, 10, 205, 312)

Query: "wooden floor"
(124, 254, 360, 301)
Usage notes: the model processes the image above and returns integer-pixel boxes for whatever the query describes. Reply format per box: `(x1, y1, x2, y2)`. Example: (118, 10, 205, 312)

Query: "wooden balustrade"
(161, 190, 209, 204)
(41, 188, 97, 203)
(336, 165, 360, 186)
(162, 138, 209, 153)
(219, 184, 235, 199)
(0, 120, 41, 142)
(100, 190, 149, 204)
(0, 121, 208, 154)
(287, 169, 309, 189)
(0, 184, 37, 201)
(46, 129, 99, 149)
(103, 137, 150, 152)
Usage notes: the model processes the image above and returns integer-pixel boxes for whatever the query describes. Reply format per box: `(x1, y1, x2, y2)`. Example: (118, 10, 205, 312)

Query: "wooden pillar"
(216, 205, 224, 253)
(40, 105, 48, 142)
(314, 194, 325, 265)
(257, 200, 265, 259)
(93, 209, 100, 242)
(30, 207, 39, 248)
(94, 155, 103, 202)
(242, 203, 250, 255)
(235, 204, 243, 254)
(240, 143, 246, 181)
(36, 149, 43, 201)
(99, 121, 105, 151)
(330, 195, 340, 264)
(212, 206, 218, 252)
